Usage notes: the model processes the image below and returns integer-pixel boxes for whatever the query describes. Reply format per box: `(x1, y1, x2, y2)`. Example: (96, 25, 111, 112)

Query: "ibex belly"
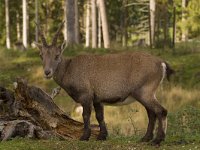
(102, 96, 136, 106)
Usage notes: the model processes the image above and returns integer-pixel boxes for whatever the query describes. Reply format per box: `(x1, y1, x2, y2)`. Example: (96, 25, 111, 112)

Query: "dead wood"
(0, 79, 99, 141)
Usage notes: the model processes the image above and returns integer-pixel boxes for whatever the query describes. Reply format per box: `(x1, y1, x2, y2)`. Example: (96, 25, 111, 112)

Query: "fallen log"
(0, 79, 99, 141)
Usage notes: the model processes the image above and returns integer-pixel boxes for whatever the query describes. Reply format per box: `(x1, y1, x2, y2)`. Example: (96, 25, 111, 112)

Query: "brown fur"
(35, 22, 174, 145)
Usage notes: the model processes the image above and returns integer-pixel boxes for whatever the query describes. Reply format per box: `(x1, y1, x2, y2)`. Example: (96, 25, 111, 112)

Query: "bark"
(16, 13, 21, 41)
(65, 0, 80, 45)
(172, 6, 176, 48)
(121, 0, 128, 47)
(45, 2, 50, 39)
(163, 2, 169, 49)
(75, 0, 80, 44)
(91, 0, 97, 48)
(0, 79, 99, 141)
(85, 0, 90, 47)
(97, 0, 110, 48)
(155, 4, 160, 47)
(35, 0, 39, 43)
(63, 0, 67, 41)
(22, 0, 28, 48)
(149, 0, 156, 48)
(181, 0, 187, 41)
(5, 0, 11, 49)
(98, 7, 102, 48)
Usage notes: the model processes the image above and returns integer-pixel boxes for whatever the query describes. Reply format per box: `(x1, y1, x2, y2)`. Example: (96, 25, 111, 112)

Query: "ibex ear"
(60, 40, 67, 54)
(34, 42, 43, 50)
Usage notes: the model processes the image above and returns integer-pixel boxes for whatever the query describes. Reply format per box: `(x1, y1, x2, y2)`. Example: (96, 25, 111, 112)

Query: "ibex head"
(35, 21, 66, 79)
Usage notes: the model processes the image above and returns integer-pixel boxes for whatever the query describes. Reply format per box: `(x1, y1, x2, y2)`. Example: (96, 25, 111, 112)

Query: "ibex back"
(35, 22, 174, 145)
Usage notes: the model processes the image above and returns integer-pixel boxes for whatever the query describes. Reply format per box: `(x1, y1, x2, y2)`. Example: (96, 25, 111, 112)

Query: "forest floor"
(0, 42, 200, 150)
(0, 137, 200, 150)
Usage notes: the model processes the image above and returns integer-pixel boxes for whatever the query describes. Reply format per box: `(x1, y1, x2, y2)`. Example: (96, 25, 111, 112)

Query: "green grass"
(1, 43, 200, 149)
(0, 137, 200, 150)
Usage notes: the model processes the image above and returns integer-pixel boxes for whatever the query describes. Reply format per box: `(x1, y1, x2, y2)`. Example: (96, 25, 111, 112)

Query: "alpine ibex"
(35, 22, 174, 145)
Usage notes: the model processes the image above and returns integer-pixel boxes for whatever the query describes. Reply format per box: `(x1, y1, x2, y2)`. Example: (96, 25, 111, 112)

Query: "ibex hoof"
(97, 134, 107, 141)
(79, 129, 91, 141)
(79, 136, 90, 141)
(140, 135, 153, 142)
(151, 138, 164, 146)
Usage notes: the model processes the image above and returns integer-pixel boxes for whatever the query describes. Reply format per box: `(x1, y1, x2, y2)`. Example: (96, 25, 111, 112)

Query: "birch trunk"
(91, 0, 97, 48)
(63, 0, 67, 41)
(181, 0, 187, 41)
(122, 0, 128, 47)
(172, 6, 176, 48)
(22, 0, 28, 48)
(16, 13, 21, 41)
(85, 0, 90, 47)
(98, 7, 102, 48)
(5, 0, 11, 49)
(75, 0, 80, 44)
(35, 0, 39, 43)
(149, 0, 156, 48)
(97, 0, 110, 48)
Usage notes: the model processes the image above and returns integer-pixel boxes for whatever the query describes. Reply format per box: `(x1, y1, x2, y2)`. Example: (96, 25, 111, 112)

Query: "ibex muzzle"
(35, 22, 174, 146)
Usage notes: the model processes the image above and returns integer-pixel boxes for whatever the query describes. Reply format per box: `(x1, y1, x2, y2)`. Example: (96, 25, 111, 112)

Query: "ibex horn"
(34, 21, 48, 47)
(52, 21, 65, 46)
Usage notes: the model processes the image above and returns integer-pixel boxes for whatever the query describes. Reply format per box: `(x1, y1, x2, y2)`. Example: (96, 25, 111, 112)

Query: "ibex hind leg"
(151, 101, 167, 146)
(132, 92, 167, 145)
(144, 100, 167, 145)
(140, 107, 156, 142)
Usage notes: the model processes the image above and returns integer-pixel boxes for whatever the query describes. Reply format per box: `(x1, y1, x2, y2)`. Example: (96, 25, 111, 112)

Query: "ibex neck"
(53, 57, 70, 86)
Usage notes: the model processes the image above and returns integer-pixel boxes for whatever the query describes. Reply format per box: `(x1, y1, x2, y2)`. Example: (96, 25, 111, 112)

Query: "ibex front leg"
(93, 102, 108, 140)
(80, 100, 92, 141)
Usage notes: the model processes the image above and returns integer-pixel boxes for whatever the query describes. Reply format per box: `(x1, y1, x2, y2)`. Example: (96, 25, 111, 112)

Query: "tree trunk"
(163, 2, 169, 49)
(22, 0, 28, 48)
(5, 0, 11, 49)
(85, 0, 90, 47)
(91, 0, 97, 48)
(155, 4, 160, 47)
(172, 6, 176, 48)
(0, 79, 99, 141)
(16, 12, 21, 41)
(181, 0, 187, 41)
(97, 0, 110, 48)
(121, 0, 128, 47)
(63, 0, 67, 41)
(35, 0, 39, 43)
(65, 0, 79, 45)
(149, 0, 156, 48)
(45, 2, 49, 39)
(98, 7, 102, 48)
(75, 0, 80, 44)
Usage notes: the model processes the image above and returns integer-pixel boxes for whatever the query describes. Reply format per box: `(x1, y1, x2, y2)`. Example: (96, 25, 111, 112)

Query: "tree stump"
(0, 79, 99, 141)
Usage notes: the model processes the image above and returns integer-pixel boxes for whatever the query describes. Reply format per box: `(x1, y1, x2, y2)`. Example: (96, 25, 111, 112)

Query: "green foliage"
(187, 0, 200, 35)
